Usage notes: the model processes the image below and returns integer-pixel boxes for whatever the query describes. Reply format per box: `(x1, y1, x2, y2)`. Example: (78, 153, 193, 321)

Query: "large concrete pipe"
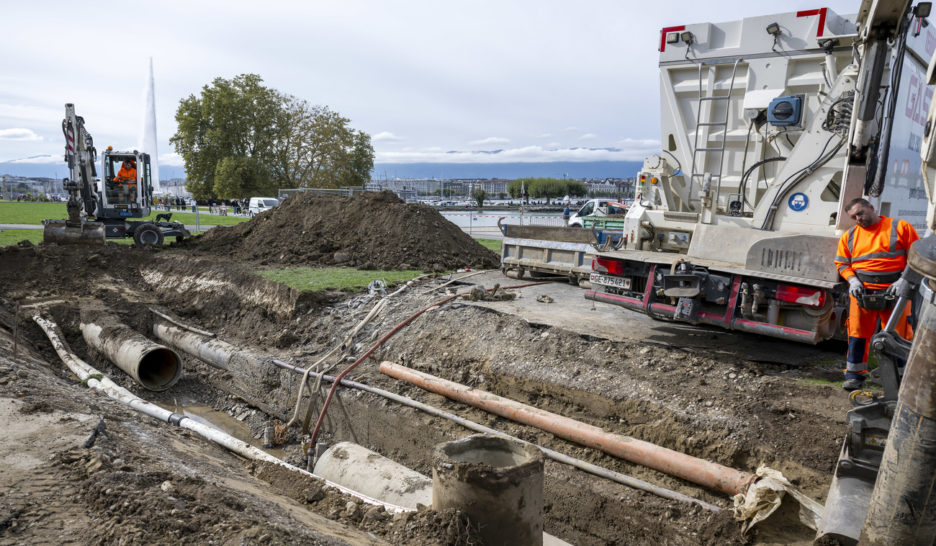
(381, 361, 754, 496)
(80, 314, 182, 391)
(313, 442, 433, 509)
(433, 434, 545, 546)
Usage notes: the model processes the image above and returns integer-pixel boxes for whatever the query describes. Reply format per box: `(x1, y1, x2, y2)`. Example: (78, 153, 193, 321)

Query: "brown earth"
(184, 191, 500, 272)
(0, 238, 853, 545)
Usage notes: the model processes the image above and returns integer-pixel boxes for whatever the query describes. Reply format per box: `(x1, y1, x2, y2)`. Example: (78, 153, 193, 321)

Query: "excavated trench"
(0, 242, 852, 545)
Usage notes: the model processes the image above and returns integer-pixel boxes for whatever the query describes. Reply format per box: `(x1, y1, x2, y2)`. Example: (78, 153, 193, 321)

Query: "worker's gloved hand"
(886, 277, 912, 298)
(848, 277, 864, 297)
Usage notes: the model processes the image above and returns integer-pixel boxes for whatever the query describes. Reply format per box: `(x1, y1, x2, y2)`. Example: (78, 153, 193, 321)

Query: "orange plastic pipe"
(379, 361, 754, 496)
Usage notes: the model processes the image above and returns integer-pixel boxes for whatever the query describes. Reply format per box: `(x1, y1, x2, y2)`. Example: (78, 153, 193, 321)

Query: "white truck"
(586, 2, 934, 344)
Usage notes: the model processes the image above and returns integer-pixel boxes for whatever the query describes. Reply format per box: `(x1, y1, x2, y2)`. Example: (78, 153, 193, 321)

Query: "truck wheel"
(133, 223, 164, 247)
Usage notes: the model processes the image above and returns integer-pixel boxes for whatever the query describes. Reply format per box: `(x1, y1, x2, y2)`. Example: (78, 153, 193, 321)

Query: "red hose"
(308, 280, 549, 446)
(309, 294, 458, 445)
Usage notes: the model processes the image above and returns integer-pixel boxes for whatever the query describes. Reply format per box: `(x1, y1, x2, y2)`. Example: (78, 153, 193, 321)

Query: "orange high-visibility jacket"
(835, 216, 919, 290)
(116, 165, 137, 183)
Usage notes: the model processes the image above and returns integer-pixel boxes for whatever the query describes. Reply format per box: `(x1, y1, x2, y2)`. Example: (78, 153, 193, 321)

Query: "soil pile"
(191, 191, 500, 271)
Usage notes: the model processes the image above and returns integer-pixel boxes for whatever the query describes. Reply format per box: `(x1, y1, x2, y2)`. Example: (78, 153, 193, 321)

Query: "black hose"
(739, 156, 786, 210)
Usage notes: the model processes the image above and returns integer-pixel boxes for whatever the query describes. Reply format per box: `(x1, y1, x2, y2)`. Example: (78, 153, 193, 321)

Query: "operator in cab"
(834, 198, 920, 391)
(115, 159, 137, 196)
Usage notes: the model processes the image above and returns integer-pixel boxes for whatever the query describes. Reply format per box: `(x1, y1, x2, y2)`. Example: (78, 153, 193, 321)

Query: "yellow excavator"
(43, 103, 189, 246)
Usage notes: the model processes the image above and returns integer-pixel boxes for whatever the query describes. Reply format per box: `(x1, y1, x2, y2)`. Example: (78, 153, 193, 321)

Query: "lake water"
(439, 210, 563, 235)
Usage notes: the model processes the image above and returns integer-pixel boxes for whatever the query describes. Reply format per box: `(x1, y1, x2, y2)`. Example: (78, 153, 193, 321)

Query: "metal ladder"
(689, 59, 742, 207)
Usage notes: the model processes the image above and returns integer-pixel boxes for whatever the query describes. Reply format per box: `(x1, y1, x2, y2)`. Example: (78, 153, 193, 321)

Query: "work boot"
(842, 377, 866, 392)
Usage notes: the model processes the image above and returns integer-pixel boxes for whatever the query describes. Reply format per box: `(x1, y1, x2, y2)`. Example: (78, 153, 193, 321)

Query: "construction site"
(1, 190, 853, 545)
(6, 1, 936, 545)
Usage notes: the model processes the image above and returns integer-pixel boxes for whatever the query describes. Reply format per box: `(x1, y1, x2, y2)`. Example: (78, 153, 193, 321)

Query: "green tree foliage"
(213, 156, 273, 198)
(472, 187, 488, 208)
(507, 178, 586, 203)
(172, 74, 374, 200)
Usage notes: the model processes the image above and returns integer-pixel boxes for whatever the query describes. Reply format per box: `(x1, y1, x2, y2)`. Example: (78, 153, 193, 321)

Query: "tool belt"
(856, 289, 896, 311)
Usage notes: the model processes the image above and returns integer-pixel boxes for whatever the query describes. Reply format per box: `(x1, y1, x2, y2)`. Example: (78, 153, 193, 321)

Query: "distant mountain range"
(1, 161, 643, 182)
(0, 161, 187, 181)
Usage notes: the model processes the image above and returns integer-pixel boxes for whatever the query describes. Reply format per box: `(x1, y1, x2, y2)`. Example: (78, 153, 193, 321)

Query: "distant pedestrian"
(563, 205, 571, 227)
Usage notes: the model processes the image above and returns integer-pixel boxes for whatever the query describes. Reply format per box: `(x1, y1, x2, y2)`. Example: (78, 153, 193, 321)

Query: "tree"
(172, 74, 375, 199)
(509, 178, 584, 204)
(213, 156, 273, 198)
(472, 187, 488, 208)
(171, 74, 284, 201)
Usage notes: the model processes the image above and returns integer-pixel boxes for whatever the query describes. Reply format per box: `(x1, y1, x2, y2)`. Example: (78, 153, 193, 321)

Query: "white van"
(248, 197, 280, 216)
(568, 199, 628, 227)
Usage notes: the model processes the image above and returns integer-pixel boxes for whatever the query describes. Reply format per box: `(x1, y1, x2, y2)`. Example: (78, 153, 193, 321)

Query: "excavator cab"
(100, 149, 150, 213)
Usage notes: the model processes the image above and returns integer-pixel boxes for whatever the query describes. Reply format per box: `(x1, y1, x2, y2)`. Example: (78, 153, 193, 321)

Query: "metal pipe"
(80, 317, 182, 391)
(34, 314, 410, 513)
(153, 322, 720, 510)
(380, 361, 755, 496)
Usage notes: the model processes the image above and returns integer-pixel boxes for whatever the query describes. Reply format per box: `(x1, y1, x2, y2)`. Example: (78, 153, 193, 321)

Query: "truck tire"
(133, 223, 164, 247)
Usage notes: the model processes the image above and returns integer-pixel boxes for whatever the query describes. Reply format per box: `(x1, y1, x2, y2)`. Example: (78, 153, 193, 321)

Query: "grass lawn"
(0, 202, 248, 227)
(474, 238, 501, 252)
(0, 229, 44, 247)
(260, 267, 424, 292)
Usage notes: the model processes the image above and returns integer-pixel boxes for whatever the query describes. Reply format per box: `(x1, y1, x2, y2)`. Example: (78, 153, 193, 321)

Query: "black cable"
(740, 156, 786, 209)
(760, 133, 842, 230)
(662, 149, 682, 174)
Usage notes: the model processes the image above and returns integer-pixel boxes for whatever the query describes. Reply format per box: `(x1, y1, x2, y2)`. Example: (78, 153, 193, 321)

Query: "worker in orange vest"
(115, 159, 137, 197)
(834, 198, 920, 391)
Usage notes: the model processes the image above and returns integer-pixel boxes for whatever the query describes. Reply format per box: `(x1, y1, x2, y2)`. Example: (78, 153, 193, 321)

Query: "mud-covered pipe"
(152, 322, 238, 371)
(33, 314, 410, 513)
(156, 320, 720, 511)
(380, 361, 755, 496)
(80, 318, 182, 391)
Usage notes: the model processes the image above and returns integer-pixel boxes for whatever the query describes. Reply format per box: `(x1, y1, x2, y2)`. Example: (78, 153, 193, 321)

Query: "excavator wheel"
(133, 223, 164, 247)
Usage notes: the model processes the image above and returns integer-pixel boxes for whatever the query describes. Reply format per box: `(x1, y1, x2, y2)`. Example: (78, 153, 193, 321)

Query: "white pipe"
(33, 314, 411, 513)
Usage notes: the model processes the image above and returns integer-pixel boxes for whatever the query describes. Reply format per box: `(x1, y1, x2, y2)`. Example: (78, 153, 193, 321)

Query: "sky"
(0, 0, 865, 175)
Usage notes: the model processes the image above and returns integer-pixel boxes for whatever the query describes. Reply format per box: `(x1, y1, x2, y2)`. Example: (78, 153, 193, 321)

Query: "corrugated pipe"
(380, 361, 755, 497)
(33, 315, 410, 513)
(80, 318, 182, 391)
(151, 320, 719, 511)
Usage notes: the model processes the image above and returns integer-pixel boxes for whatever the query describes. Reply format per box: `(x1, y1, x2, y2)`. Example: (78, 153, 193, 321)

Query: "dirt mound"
(190, 191, 500, 271)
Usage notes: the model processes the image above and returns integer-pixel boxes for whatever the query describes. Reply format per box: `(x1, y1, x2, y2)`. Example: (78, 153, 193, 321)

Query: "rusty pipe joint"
(80, 316, 182, 391)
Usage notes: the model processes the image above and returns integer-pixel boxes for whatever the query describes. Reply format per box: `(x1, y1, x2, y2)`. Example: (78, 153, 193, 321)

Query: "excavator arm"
(44, 103, 106, 244)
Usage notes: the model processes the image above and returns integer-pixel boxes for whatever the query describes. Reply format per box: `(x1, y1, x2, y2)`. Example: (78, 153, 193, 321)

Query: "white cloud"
(468, 136, 510, 146)
(372, 131, 403, 142)
(561, 126, 580, 132)
(159, 151, 184, 166)
(0, 103, 61, 123)
(537, 132, 552, 138)
(3, 154, 59, 164)
(0, 128, 42, 141)
(376, 143, 661, 164)
(579, 133, 598, 141)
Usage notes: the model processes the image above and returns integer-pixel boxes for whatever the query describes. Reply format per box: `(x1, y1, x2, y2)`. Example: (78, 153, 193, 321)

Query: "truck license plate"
(590, 273, 631, 289)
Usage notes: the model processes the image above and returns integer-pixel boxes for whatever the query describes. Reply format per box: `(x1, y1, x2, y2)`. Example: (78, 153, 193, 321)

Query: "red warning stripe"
(659, 25, 686, 53)
(796, 7, 827, 37)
